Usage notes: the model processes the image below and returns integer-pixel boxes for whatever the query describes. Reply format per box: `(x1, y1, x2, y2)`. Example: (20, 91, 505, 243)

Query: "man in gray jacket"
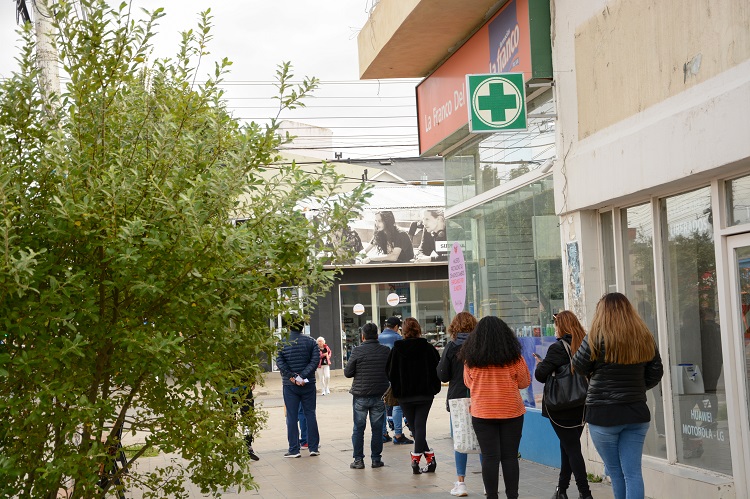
(344, 323, 391, 469)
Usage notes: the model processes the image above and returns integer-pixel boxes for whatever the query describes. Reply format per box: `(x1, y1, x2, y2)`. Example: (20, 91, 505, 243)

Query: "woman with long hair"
(437, 311, 480, 497)
(534, 311, 592, 499)
(386, 317, 441, 474)
(357, 211, 414, 263)
(461, 316, 530, 499)
(572, 293, 663, 499)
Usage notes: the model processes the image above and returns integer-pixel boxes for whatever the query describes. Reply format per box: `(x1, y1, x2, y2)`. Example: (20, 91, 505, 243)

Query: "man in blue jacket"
(379, 316, 413, 445)
(276, 316, 320, 458)
(344, 323, 391, 469)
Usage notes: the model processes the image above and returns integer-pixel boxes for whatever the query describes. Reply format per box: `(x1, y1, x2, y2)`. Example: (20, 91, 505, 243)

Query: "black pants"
(399, 400, 433, 454)
(551, 421, 590, 496)
(472, 415, 523, 499)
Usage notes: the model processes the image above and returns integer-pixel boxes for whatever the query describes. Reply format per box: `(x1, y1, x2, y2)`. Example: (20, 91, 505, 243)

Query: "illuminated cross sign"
(466, 73, 527, 132)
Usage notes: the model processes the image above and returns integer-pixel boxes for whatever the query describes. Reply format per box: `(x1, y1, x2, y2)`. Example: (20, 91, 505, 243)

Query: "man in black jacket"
(344, 323, 391, 469)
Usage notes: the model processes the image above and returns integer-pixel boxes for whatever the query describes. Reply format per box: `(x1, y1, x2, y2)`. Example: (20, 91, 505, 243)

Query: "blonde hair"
(589, 293, 656, 364)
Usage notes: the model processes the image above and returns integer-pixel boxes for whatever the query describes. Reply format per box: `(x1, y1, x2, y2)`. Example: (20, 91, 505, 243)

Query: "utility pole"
(32, 0, 61, 108)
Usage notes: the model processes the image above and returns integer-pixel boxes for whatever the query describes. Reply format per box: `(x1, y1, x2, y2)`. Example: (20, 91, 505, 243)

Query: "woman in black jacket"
(437, 311, 479, 497)
(572, 293, 663, 499)
(387, 317, 441, 474)
(534, 311, 591, 499)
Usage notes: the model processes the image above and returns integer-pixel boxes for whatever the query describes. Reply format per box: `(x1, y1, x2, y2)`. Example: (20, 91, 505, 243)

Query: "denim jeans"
(283, 383, 319, 453)
(382, 404, 404, 436)
(298, 403, 307, 445)
(588, 422, 650, 499)
(352, 396, 386, 461)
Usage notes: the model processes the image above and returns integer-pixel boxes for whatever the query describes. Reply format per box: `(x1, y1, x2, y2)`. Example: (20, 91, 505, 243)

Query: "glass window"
(376, 282, 411, 329)
(447, 177, 563, 409)
(726, 174, 750, 227)
(600, 211, 617, 293)
(444, 100, 556, 209)
(339, 284, 373, 367)
(415, 281, 450, 353)
(621, 204, 666, 459)
(661, 188, 732, 474)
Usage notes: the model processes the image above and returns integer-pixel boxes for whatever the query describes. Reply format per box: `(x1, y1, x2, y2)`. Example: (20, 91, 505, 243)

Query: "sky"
(0, 0, 422, 160)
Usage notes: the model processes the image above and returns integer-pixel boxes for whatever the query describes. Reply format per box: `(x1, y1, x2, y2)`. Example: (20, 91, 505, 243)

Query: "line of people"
(275, 292, 663, 499)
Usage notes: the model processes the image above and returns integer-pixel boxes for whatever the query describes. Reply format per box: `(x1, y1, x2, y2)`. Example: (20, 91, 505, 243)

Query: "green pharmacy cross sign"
(466, 73, 527, 132)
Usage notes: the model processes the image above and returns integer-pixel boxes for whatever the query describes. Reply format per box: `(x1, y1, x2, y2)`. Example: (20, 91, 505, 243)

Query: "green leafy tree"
(0, 2, 367, 497)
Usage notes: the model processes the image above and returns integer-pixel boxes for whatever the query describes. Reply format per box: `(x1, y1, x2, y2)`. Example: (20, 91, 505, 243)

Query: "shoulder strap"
(561, 339, 576, 372)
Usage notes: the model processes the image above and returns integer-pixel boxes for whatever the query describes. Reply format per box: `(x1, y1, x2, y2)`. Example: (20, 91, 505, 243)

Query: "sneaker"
(300, 443, 308, 449)
(350, 459, 365, 469)
(283, 451, 301, 458)
(309, 450, 320, 456)
(450, 481, 468, 497)
(382, 433, 391, 443)
(247, 447, 260, 461)
(393, 434, 414, 445)
(371, 459, 384, 468)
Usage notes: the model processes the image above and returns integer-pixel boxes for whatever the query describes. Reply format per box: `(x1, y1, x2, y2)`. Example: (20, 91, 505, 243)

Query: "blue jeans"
(298, 403, 307, 445)
(352, 396, 386, 461)
(283, 383, 319, 453)
(382, 404, 404, 436)
(588, 422, 650, 499)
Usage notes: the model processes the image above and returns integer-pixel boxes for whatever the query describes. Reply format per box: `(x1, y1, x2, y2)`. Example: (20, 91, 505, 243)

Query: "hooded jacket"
(386, 337, 441, 404)
(436, 332, 470, 411)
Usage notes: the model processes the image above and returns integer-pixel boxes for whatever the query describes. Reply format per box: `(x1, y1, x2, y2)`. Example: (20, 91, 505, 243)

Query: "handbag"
(543, 340, 589, 411)
(382, 385, 399, 407)
(448, 397, 481, 454)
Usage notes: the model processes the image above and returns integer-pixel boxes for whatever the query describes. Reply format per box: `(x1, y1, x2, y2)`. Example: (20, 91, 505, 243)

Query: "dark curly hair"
(401, 317, 422, 339)
(459, 316, 522, 368)
(448, 312, 477, 340)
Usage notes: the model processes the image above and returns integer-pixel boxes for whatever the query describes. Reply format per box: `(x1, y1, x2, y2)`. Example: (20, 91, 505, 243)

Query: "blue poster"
(488, 0, 520, 73)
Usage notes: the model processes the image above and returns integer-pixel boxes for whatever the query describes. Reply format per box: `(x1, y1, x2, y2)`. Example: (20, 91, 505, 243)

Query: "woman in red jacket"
(462, 316, 530, 499)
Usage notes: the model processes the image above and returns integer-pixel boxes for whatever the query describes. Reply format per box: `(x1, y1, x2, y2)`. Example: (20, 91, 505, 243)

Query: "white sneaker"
(450, 481, 468, 497)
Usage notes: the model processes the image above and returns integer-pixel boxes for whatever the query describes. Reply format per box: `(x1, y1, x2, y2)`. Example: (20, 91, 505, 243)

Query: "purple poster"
(449, 242, 466, 314)
(488, 0, 520, 73)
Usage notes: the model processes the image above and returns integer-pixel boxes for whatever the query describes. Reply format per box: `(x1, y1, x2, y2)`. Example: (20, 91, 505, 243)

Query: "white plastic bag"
(449, 398, 481, 454)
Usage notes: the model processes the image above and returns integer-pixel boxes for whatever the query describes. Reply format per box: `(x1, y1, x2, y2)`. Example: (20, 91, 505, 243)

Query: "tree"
(0, 1, 367, 497)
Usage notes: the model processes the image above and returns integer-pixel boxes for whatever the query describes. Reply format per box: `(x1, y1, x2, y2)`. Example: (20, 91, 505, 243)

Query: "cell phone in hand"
(532, 353, 542, 360)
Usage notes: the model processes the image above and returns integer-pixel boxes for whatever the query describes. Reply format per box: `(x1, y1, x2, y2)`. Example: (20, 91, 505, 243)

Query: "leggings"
(551, 422, 590, 496)
(472, 415, 524, 499)
(399, 400, 433, 454)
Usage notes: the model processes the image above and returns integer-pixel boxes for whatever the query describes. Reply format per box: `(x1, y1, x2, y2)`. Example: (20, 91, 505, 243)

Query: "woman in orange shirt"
(462, 316, 531, 499)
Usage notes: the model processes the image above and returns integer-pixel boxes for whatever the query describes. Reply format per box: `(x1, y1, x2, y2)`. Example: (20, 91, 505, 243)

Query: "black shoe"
(578, 495, 593, 499)
(393, 434, 414, 445)
(283, 451, 301, 458)
(371, 460, 384, 468)
(350, 459, 365, 469)
(551, 487, 568, 499)
(382, 433, 391, 443)
(247, 447, 260, 461)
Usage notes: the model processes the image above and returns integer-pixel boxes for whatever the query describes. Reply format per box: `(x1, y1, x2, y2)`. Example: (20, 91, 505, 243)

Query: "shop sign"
(386, 293, 400, 306)
(449, 242, 466, 314)
(353, 303, 365, 315)
(416, 0, 552, 155)
(467, 73, 527, 131)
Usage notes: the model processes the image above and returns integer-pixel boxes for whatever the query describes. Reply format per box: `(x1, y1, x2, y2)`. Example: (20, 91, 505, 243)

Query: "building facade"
(358, 0, 750, 496)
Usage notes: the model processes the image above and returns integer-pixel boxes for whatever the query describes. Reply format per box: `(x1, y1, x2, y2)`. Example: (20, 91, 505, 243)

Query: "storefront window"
(727, 173, 750, 227)
(376, 282, 411, 329)
(339, 284, 373, 366)
(447, 177, 563, 408)
(444, 101, 556, 209)
(661, 188, 732, 474)
(621, 204, 666, 459)
(415, 280, 450, 352)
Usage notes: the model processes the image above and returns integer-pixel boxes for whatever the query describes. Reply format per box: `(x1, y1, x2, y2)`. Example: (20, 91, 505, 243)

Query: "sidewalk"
(128, 369, 615, 498)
